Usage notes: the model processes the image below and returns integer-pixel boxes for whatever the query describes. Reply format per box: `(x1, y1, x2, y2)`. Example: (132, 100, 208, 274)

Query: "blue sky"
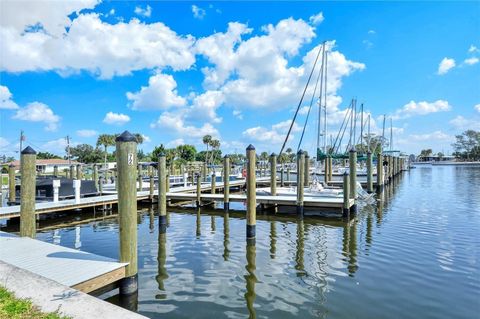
(1, 1, 479, 159)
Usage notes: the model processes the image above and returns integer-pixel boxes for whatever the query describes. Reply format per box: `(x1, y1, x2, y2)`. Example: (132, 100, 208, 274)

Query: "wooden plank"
(72, 266, 125, 293)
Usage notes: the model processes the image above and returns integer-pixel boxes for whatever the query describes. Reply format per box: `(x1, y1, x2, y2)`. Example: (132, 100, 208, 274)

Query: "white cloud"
(242, 120, 301, 145)
(309, 12, 324, 25)
(475, 104, 480, 113)
(166, 138, 185, 148)
(103, 112, 130, 125)
(42, 138, 76, 155)
(437, 57, 455, 75)
(141, 134, 151, 143)
(298, 106, 310, 115)
(449, 115, 480, 130)
(0, 137, 10, 149)
(392, 100, 451, 120)
(12, 102, 60, 131)
(192, 5, 206, 19)
(409, 130, 451, 142)
(464, 57, 479, 65)
(468, 45, 479, 53)
(134, 5, 152, 18)
(150, 111, 219, 138)
(76, 129, 98, 137)
(0, 85, 19, 109)
(186, 90, 224, 123)
(1, 12, 195, 78)
(233, 110, 243, 120)
(368, 30, 376, 34)
(126, 73, 186, 110)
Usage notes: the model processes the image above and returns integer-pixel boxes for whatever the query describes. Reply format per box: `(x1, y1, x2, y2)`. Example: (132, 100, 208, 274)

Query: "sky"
(0, 1, 479, 159)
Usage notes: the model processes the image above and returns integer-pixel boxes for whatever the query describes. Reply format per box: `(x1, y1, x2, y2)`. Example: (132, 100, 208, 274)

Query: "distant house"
(5, 159, 80, 173)
(416, 155, 455, 162)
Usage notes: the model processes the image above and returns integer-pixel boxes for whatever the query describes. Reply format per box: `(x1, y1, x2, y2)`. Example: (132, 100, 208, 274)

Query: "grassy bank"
(0, 286, 70, 319)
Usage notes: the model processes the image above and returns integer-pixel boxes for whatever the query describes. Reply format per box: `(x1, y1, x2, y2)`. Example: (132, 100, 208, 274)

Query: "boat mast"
(316, 42, 326, 157)
(390, 118, 393, 152)
(323, 48, 328, 155)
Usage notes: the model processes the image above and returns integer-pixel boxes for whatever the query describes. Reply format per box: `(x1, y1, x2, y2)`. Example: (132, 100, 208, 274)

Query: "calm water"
(4, 166, 480, 318)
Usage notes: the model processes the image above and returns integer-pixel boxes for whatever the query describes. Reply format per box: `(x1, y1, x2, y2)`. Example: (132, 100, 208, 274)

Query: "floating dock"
(0, 231, 127, 293)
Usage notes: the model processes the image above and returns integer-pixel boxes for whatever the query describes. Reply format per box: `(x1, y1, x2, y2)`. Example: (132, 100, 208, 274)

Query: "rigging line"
(279, 41, 324, 156)
(337, 106, 352, 154)
(360, 103, 364, 150)
(331, 100, 352, 151)
(316, 42, 326, 152)
(297, 44, 325, 152)
(367, 114, 371, 153)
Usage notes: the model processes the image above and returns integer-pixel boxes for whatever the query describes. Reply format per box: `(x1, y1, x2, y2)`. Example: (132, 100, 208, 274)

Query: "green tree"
(209, 139, 220, 164)
(96, 134, 115, 167)
(260, 151, 269, 161)
(176, 144, 197, 162)
(202, 135, 212, 164)
(37, 152, 61, 160)
(452, 130, 480, 160)
(69, 144, 103, 163)
(419, 149, 433, 158)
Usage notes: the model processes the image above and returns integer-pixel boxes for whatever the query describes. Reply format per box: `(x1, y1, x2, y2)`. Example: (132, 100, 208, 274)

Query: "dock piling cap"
(246, 144, 255, 151)
(270, 152, 277, 157)
(115, 130, 137, 143)
(224, 154, 230, 159)
(21, 146, 36, 155)
(297, 149, 304, 155)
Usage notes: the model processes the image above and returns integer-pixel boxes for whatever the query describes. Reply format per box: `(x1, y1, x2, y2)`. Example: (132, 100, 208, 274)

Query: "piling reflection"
(366, 209, 373, 250)
(155, 230, 168, 300)
(269, 221, 276, 259)
(244, 242, 257, 319)
(342, 219, 358, 276)
(223, 213, 230, 261)
(149, 206, 154, 233)
(295, 218, 305, 276)
(196, 208, 201, 237)
(211, 215, 216, 232)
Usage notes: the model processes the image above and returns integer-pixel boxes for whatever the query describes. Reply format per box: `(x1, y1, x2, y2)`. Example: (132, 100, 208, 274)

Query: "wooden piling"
(270, 153, 277, 196)
(53, 165, 58, 178)
(349, 149, 357, 200)
(223, 155, 230, 211)
(377, 153, 384, 192)
(115, 131, 138, 295)
(328, 156, 333, 181)
(211, 172, 216, 194)
(343, 172, 350, 218)
(137, 164, 142, 191)
(246, 145, 256, 240)
(70, 165, 74, 179)
(280, 166, 285, 187)
(324, 157, 329, 184)
(202, 162, 207, 182)
(93, 164, 98, 192)
(76, 164, 82, 180)
(304, 155, 310, 187)
(287, 167, 291, 182)
(166, 172, 170, 193)
(158, 154, 167, 230)
(196, 173, 201, 208)
(296, 150, 305, 216)
(366, 152, 373, 193)
(149, 174, 154, 201)
(20, 147, 36, 238)
(8, 164, 15, 204)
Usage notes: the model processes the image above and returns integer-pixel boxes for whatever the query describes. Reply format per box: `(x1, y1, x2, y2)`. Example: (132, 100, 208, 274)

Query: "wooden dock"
(0, 231, 127, 293)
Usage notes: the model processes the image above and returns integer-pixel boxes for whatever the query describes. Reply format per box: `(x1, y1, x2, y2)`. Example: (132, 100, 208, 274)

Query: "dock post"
(149, 174, 154, 201)
(304, 154, 310, 187)
(280, 166, 285, 187)
(296, 150, 305, 216)
(73, 180, 81, 204)
(93, 164, 98, 192)
(366, 152, 373, 193)
(377, 153, 384, 192)
(343, 172, 350, 218)
(53, 165, 58, 178)
(137, 164, 142, 191)
(223, 155, 230, 211)
(211, 172, 216, 194)
(69, 165, 74, 179)
(196, 173, 201, 208)
(246, 144, 256, 242)
(166, 171, 170, 193)
(53, 179, 60, 203)
(8, 164, 15, 204)
(328, 156, 333, 182)
(116, 131, 138, 295)
(158, 154, 167, 232)
(202, 162, 207, 182)
(349, 148, 357, 200)
(270, 153, 277, 196)
(324, 156, 329, 184)
(20, 146, 37, 238)
(287, 167, 291, 183)
(76, 164, 82, 180)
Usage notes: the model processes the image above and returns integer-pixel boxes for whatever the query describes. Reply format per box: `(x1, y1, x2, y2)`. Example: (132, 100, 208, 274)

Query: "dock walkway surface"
(0, 177, 270, 219)
(0, 231, 127, 293)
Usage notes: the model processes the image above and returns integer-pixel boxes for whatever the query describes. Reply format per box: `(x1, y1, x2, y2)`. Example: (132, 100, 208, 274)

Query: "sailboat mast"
(360, 103, 364, 151)
(316, 42, 325, 156)
(390, 118, 393, 152)
(367, 114, 371, 153)
(323, 48, 328, 154)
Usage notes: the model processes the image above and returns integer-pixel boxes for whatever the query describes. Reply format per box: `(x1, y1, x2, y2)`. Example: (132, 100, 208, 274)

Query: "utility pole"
(19, 130, 24, 156)
(382, 115, 386, 149)
(390, 118, 393, 152)
(66, 135, 71, 164)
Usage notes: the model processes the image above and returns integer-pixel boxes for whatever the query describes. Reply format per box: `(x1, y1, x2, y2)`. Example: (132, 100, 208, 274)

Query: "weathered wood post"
(20, 147, 36, 238)
(324, 156, 329, 184)
(93, 164, 98, 192)
(196, 173, 201, 208)
(366, 151, 373, 193)
(211, 171, 216, 194)
(149, 165, 154, 202)
(270, 153, 277, 196)
(137, 163, 143, 191)
(304, 154, 309, 187)
(8, 164, 15, 204)
(349, 148, 357, 200)
(296, 150, 305, 216)
(246, 144, 256, 242)
(280, 165, 285, 187)
(343, 172, 350, 218)
(202, 162, 207, 183)
(76, 164, 82, 180)
(158, 154, 167, 232)
(116, 131, 138, 295)
(53, 165, 58, 178)
(69, 165, 74, 179)
(223, 155, 230, 211)
(287, 166, 291, 183)
(376, 153, 384, 192)
(328, 156, 333, 181)
(165, 171, 170, 193)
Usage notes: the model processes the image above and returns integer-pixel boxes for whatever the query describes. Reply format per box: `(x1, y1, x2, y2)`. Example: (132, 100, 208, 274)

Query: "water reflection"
(155, 230, 168, 300)
(211, 215, 216, 232)
(295, 218, 305, 276)
(342, 219, 358, 276)
(269, 221, 276, 259)
(149, 206, 154, 233)
(196, 209, 201, 237)
(223, 213, 230, 261)
(244, 241, 257, 319)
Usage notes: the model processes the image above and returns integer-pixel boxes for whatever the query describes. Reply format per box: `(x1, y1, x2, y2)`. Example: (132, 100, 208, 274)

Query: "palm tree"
(96, 134, 115, 169)
(134, 133, 144, 144)
(202, 135, 212, 165)
(210, 139, 220, 164)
